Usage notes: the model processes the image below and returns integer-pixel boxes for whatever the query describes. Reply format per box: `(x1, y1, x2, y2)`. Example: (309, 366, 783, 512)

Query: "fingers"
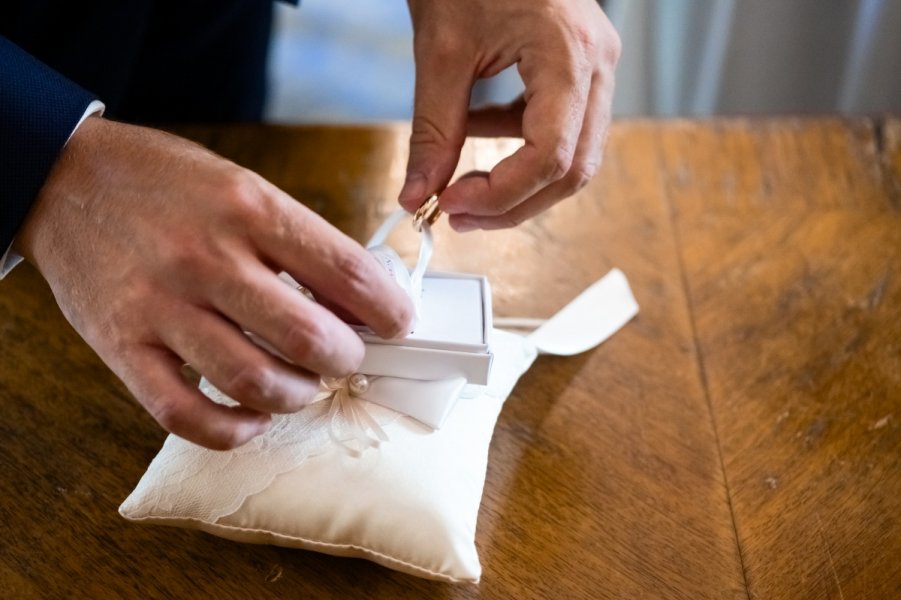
(123, 347, 271, 450)
(157, 303, 321, 415)
(252, 200, 414, 340)
(398, 35, 474, 212)
(400, 0, 621, 231)
(450, 69, 612, 231)
(209, 264, 367, 378)
(34, 117, 417, 452)
(438, 58, 591, 219)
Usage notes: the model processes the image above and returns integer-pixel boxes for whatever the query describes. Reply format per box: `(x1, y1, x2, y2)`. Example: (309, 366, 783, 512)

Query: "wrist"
(13, 115, 106, 266)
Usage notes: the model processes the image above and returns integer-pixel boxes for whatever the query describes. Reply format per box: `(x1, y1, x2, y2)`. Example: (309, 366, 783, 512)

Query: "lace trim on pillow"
(122, 330, 539, 525)
(128, 382, 403, 523)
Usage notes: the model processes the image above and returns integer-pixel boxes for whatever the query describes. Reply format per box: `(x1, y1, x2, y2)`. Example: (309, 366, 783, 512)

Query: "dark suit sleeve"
(0, 36, 98, 252)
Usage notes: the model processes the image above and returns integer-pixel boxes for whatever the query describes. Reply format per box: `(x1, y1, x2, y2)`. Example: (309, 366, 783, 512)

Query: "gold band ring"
(412, 194, 442, 232)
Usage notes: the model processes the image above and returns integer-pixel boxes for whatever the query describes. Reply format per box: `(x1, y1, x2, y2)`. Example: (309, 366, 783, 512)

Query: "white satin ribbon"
(366, 209, 434, 321)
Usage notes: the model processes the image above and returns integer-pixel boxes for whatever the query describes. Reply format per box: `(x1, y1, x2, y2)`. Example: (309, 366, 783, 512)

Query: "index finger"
(439, 59, 591, 217)
(253, 192, 414, 340)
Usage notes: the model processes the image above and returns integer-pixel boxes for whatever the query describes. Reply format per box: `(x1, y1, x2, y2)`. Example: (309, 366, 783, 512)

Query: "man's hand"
(15, 117, 414, 450)
(400, 0, 620, 231)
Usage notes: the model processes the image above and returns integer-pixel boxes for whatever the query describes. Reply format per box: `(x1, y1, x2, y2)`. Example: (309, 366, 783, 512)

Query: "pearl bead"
(347, 373, 369, 396)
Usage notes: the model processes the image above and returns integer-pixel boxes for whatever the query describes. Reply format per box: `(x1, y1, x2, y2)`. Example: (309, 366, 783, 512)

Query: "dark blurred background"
(265, 0, 901, 122)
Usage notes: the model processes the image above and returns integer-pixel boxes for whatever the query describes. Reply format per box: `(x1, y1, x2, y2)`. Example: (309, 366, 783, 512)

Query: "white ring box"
(353, 272, 494, 385)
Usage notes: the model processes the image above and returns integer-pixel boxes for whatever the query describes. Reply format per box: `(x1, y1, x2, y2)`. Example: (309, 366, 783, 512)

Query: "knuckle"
(564, 162, 599, 193)
(283, 318, 330, 366)
(147, 394, 184, 434)
(574, 7, 623, 62)
(226, 363, 275, 402)
(220, 170, 269, 223)
(570, 22, 600, 61)
(603, 28, 623, 67)
(334, 250, 375, 296)
(154, 235, 197, 273)
(153, 233, 222, 279)
(112, 277, 156, 316)
(569, 18, 621, 73)
(542, 145, 576, 183)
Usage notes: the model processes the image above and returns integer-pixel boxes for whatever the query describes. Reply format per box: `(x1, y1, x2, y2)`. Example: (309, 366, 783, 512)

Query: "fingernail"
(399, 172, 427, 208)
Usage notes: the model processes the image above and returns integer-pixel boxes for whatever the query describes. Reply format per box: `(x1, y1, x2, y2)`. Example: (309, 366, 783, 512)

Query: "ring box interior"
(354, 272, 493, 384)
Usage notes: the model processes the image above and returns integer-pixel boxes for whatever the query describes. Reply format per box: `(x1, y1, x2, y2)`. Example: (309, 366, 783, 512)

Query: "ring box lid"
(354, 272, 493, 384)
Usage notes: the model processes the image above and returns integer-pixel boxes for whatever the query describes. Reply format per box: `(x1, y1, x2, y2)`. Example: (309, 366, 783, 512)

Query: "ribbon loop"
(316, 374, 390, 457)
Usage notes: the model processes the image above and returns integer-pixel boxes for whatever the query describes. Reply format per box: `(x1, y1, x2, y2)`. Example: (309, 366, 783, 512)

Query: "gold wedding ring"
(412, 194, 442, 232)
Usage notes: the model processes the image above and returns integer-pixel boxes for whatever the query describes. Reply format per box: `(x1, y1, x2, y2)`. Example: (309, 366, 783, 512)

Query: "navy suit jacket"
(0, 0, 279, 255)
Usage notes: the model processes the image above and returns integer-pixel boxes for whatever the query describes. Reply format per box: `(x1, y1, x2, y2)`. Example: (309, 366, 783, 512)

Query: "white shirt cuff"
(0, 100, 105, 279)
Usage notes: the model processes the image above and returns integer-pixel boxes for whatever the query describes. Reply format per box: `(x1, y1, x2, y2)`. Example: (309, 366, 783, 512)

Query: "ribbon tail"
(328, 391, 363, 458)
(352, 398, 390, 444)
(320, 378, 393, 456)
(345, 400, 381, 451)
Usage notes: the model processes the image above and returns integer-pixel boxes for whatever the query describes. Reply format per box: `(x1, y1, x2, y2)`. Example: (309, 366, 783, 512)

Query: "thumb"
(399, 51, 473, 212)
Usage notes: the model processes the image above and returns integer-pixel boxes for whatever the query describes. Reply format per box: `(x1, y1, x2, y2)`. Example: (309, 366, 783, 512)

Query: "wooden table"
(2, 118, 899, 599)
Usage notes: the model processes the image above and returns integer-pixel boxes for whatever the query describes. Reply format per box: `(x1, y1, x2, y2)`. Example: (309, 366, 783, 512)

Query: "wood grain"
(882, 117, 901, 202)
(659, 118, 901, 599)
(1, 118, 897, 599)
